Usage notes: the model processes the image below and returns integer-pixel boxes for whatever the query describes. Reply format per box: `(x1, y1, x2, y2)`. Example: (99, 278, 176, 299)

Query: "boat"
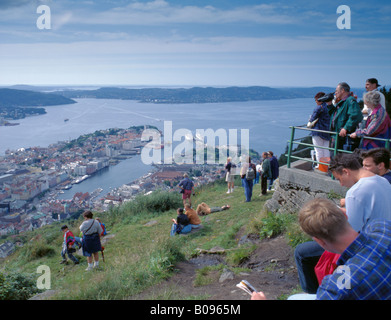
(74, 175, 89, 184)
(64, 118, 69, 122)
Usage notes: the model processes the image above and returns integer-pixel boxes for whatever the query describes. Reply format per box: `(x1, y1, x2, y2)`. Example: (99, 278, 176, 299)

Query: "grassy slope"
(0, 178, 289, 300)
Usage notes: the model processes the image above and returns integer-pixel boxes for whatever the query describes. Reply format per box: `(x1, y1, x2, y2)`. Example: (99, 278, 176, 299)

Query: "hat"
(317, 92, 334, 102)
(367, 78, 381, 87)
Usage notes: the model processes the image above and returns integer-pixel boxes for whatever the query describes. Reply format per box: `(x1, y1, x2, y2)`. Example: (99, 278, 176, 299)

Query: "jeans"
(254, 172, 260, 184)
(268, 178, 274, 190)
(61, 247, 79, 263)
(294, 241, 325, 294)
(170, 223, 192, 236)
(241, 178, 253, 202)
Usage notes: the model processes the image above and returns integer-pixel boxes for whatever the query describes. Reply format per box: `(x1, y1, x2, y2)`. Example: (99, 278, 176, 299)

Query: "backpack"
(245, 165, 255, 180)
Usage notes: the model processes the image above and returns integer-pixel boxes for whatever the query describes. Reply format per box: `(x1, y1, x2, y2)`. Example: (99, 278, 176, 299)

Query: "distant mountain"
(56, 86, 347, 104)
(0, 88, 76, 108)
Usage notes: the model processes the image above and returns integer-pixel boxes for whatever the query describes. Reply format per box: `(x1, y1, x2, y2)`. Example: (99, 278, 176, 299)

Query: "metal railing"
(286, 125, 391, 169)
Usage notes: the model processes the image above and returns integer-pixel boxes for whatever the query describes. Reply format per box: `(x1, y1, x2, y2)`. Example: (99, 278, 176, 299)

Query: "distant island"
(0, 86, 367, 122)
(56, 86, 355, 104)
(0, 88, 76, 122)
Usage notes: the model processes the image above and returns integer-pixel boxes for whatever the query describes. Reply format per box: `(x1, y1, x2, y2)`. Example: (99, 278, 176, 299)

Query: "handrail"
(286, 125, 391, 170)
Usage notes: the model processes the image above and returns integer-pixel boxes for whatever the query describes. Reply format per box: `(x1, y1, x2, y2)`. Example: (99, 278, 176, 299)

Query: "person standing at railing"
(328, 82, 363, 152)
(308, 92, 331, 168)
(362, 78, 386, 122)
(350, 91, 391, 150)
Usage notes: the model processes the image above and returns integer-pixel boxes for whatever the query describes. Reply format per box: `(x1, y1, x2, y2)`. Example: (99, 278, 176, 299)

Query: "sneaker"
(226, 190, 231, 194)
(60, 259, 68, 264)
(85, 265, 93, 271)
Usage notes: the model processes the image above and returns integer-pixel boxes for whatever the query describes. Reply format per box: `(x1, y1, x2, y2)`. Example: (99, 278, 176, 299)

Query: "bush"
(0, 271, 41, 300)
(259, 212, 296, 239)
(21, 240, 56, 262)
(120, 190, 182, 216)
(226, 245, 256, 266)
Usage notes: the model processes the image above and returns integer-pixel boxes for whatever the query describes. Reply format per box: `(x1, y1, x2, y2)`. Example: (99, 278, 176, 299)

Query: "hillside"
(0, 88, 76, 107)
(55, 86, 340, 104)
(0, 178, 306, 301)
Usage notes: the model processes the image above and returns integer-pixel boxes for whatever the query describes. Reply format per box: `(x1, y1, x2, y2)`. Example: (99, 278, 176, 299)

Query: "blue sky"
(0, 0, 390, 88)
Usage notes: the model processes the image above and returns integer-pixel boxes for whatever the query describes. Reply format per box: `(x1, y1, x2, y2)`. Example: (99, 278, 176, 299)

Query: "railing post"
(333, 133, 339, 157)
(287, 126, 295, 168)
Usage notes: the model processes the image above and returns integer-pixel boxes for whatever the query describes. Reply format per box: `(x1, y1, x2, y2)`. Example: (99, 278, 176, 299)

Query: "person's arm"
(97, 221, 103, 236)
(251, 292, 267, 300)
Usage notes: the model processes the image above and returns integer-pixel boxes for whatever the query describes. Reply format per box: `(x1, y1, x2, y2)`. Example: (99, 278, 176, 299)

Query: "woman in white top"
(80, 210, 103, 271)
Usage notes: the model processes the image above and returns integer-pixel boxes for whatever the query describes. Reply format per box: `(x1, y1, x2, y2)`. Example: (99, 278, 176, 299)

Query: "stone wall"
(265, 160, 348, 214)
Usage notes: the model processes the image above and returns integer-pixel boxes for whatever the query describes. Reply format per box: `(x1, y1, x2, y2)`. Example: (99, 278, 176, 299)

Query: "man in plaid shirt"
(302, 199, 391, 300)
(252, 198, 391, 300)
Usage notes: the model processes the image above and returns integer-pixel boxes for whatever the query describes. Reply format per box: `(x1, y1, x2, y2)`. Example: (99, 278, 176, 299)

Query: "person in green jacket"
(328, 82, 363, 151)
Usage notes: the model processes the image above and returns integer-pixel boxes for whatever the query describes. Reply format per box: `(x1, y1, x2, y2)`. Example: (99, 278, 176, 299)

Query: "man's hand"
(339, 128, 347, 137)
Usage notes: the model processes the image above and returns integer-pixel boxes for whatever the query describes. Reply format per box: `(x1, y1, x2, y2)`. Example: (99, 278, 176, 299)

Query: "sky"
(0, 0, 390, 88)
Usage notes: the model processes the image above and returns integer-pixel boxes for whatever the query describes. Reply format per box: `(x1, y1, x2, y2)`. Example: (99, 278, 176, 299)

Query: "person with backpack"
(60, 225, 80, 265)
(240, 155, 256, 202)
(178, 173, 195, 208)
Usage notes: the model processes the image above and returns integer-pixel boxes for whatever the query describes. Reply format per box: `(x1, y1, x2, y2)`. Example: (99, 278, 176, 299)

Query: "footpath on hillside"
(131, 234, 299, 300)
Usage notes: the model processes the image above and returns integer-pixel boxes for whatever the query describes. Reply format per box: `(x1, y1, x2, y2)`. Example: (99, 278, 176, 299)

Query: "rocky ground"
(132, 235, 300, 300)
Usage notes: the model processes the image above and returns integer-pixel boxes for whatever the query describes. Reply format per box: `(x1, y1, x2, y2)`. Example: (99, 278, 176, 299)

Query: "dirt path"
(131, 235, 299, 300)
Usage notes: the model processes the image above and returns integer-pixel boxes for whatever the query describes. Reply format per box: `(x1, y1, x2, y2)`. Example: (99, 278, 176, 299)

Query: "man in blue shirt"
(178, 173, 194, 207)
(361, 148, 391, 184)
(294, 152, 391, 294)
(252, 198, 391, 300)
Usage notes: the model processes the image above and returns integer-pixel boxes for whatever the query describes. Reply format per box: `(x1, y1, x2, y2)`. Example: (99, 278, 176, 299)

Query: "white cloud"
(70, 0, 297, 26)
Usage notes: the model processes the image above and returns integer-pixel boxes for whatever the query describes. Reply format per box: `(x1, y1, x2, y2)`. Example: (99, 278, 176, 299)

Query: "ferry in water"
(74, 175, 89, 184)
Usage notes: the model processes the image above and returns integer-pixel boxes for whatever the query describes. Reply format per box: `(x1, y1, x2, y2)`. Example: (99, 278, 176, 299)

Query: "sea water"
(0, 97, 314, 198)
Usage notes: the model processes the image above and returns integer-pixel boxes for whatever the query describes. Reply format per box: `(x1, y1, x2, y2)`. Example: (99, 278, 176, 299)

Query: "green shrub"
(259, 212, 296, 239)
(21, 240, 56, 262)
(226, 245, 256, 266)
(113, 190, 182, 221)
(286, 220, 312, 248)
(0, 271, 41, 300)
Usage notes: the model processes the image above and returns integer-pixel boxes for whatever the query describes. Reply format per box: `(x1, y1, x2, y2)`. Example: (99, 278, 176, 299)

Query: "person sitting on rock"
(170, 208, 192, 236)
